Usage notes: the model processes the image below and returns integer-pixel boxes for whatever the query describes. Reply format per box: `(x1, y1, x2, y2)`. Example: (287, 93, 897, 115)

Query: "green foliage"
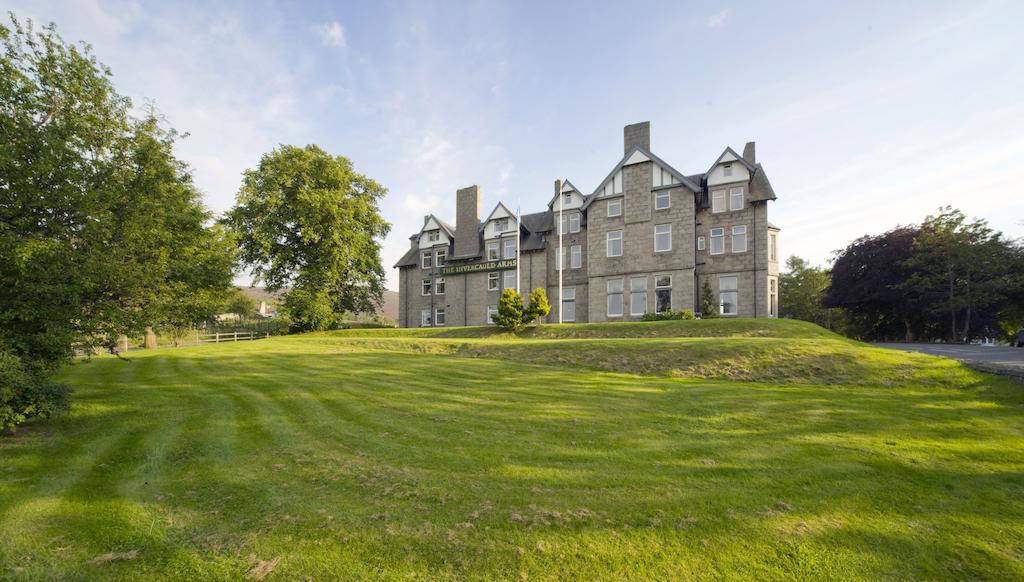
(0, 15, 236, 366)
(0, 346, 70, 432)
(493, 288, 526, 331)
(699, 280, 719, 318)
(7, 330, 1021, 577)
(524, 288, 551, 324)
(223, 144, 391, 325)
(827, 207, 1022, 341)
(779, 256, 845, 333)
(642, 309, 696, 321)
(282, 287, 338, 332)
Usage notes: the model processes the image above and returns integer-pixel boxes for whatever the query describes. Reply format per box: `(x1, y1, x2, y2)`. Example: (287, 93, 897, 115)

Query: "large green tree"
(779, 256, 843, 332)
(0, 15, 237, 426)
(223, 145, 390, 332)
(903, 207, 1019, 342)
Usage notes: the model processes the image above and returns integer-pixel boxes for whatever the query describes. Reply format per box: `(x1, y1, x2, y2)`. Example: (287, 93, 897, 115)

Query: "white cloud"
(706, 9, 731, 29)
(315, 21, 346, 48)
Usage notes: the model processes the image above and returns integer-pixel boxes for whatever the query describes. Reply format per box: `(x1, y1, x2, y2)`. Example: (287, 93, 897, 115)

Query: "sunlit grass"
(0, 320, 1022, 579)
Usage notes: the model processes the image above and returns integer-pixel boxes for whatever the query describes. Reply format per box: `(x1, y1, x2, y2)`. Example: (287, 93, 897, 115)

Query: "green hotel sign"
(439, 258, 516, 276)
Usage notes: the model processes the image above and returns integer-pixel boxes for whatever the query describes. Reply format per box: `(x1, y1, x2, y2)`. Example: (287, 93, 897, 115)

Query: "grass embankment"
(1, 319, 1023, 579)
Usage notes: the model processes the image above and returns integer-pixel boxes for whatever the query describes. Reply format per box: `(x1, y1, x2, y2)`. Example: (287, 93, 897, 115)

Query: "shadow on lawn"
(2, 347, 1022, 577)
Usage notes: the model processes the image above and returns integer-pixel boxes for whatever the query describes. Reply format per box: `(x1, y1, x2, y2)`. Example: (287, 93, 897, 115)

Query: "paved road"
(875, 343, 1024, 371)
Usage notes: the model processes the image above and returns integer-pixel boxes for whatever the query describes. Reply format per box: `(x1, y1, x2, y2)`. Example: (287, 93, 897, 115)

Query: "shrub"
(282, 287, 337, 332)
(641, 309, 696, 321)
(0, 348, 71, 432)
(700, 280, 719, 318)
(494, 289, 526, 331)
(525, 288, 551, 324)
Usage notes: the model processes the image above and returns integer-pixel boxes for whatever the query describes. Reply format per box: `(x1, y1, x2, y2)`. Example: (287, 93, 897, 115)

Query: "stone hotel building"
(394, 122, 780, 327)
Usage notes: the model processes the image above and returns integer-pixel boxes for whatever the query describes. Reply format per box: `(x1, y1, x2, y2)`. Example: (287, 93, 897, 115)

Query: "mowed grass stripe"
(1, 322, 1022, 579)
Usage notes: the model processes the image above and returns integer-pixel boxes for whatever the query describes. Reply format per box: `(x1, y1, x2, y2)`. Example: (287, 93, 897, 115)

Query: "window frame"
(434, 308, 446, 326)
(435, 248, 446, 267)
(697, 236, 706, 251)
(729, 187, 744, 211)
(502, 238, 516, 260)
(719, 276, 739, 316)
(607, 278, 624, 317)
(655, 274, 672, 314)
(711, 189, 726, 213)
(487, 272, 499, 291)
(486, 304, 498, 325)
(709, 228, 725, 255)
(607, 198, 622, 218)
(434, 277, 445, 295)
(421, 251, 433, 269)
(723, 163, 733, 177)
(654, 223, 672, 253)
(630, 277, 648, 316)
(486, 241, 500, 261)
(732, 225, 747, 253)
(568, 213, 581, 233)
(555, 246, 564, 271)
(562, 288, 576, 322)
(606, 230, 623, 257)
(421, 278, 432, 296)
(420, 309, 432, 327)
(427, 230, 440, 242)
(570, 244, 582, 269)
(654, 190, 671, 210)
(502, 270, 516, 290)
(493, 217, 509, 232)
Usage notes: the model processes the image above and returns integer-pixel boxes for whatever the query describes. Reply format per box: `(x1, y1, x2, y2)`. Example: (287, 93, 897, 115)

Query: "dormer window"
(427, 230, 440, 242)
(723, 164, 733, 177)
(563, 193, 572, 205)
(494, 218, 509, 232)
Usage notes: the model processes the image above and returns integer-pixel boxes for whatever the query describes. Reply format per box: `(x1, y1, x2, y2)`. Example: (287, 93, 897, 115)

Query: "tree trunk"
(948, 271, 957, 342)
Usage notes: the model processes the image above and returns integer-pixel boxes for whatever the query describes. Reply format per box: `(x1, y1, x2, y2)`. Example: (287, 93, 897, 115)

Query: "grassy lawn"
(2, 320, 1023, 579)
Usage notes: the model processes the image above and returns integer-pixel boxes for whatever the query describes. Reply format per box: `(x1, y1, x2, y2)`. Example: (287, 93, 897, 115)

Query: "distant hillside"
(237, 286, 398, 321)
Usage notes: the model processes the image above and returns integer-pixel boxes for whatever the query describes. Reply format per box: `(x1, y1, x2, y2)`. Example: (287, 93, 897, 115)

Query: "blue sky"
(9, 0, 1024, 289)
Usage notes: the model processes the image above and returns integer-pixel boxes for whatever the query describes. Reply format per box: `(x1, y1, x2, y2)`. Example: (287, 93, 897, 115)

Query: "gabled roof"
(480, 201, 516, 231)
(393, 243, 420, 268)
(421, 214, 455, 238)
(750, 163, 777, 202)
(546, 179, 584, 208)
(582, 146, 701, 210)
(706, 146, 756, 175)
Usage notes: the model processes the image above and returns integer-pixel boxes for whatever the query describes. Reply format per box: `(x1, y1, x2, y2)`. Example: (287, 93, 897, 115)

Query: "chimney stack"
(742, 141, 756, 165)
(454, 185, 482, 257)
(554, 179, 563, 199)
(624, 121, 651, 154)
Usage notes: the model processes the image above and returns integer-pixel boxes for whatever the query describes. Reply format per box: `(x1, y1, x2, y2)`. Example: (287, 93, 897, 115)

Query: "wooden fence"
(195, 331, 270, 344)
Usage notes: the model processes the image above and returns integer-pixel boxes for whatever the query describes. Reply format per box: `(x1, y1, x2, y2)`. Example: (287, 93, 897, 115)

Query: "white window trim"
(697, 236, 706, 251)
(723, 164, 733, 177)
(607, 279, 624, 317)
(729, 187, 745, 211)
(562, 288, 576, 322)
(629, 277, 648, 316)
(732, 225, 748, 254)
(569, 213, 581, 234)
(606, 230, 623, 257)
(434, 308, 446, 326)
(719, 276, 739, 317)
(486, 241, 500, 261)
(487, 272, 499, 291)
(435, 249, 446, 267)
(570, 244, 582, 269)
(421, 279, 432, 296)
(555, 246, 564, 271)
(502, 238, 516, 260)
(420, 309, 431, 327)
(607, 198, 622, 218)
(421, 251, 432, 269)
(711, 190, 726, 214)
(654, 190, 671, 210)
(655, 274, 672, 314)
(654, 224, 672, 253)
(503, 270, 516, 290)
(710, 228, 725, 255)
(486, 305, 498, 325)
(434, 277, 445, 295)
